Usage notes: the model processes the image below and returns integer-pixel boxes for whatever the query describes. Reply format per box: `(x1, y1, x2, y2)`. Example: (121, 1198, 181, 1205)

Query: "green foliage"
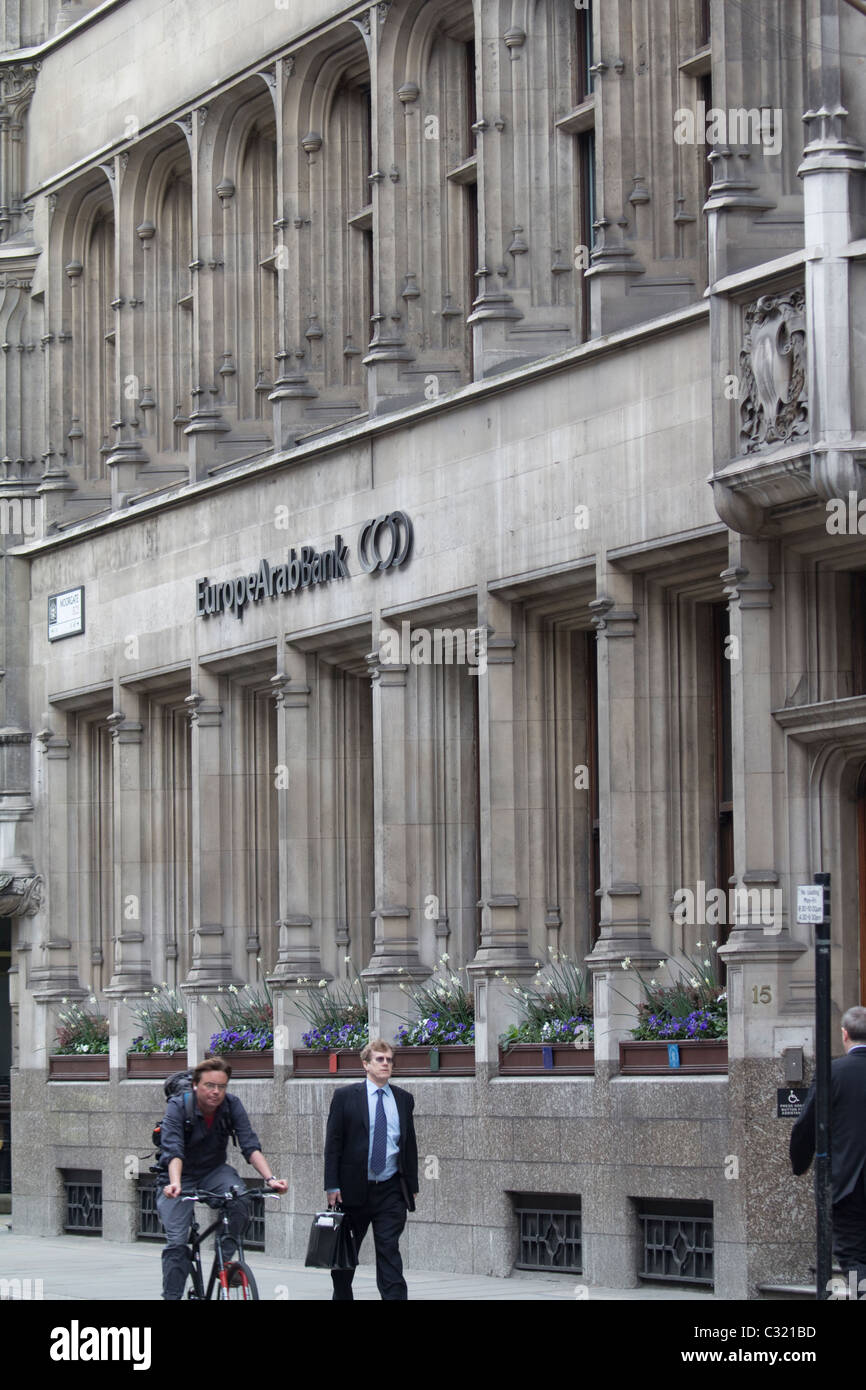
(127, 985, 187, 1053)
(54, 998, 109, 1055)
(291, 961, 369, 1051)
(628, 943, 727, 1040)
(500, 949, 594, 1050)
(396, 957, 474, 1046)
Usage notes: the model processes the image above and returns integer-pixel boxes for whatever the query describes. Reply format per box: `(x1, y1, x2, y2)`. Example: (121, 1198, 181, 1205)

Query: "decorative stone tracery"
(738, 290, 808, 454)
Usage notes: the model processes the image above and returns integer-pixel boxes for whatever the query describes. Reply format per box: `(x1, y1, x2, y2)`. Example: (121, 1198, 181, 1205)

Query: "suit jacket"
(790, 1048, 866, 1202)
(324, 1081, 419, 1211)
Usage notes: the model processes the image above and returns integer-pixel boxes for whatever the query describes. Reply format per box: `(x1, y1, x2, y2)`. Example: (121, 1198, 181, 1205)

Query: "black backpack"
(149, 1070, 238, 1174)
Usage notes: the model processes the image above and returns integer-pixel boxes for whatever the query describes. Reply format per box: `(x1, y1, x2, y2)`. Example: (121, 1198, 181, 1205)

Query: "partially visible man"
(157, 1055, 287, 1299)
(324, 1038, 419, 1300)
(790, 1005, 866, 1292)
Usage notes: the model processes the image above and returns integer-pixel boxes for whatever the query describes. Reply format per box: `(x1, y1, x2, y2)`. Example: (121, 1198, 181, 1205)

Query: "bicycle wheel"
(219, 1260, 259, 1300)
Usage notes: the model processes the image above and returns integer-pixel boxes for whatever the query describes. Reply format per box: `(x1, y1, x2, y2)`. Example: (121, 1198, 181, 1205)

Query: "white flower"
(690, 977, 699, 988)
(440, 953, 450, 962)
(228, 984, 238, 995)
(621, 957, 632, 970)
(711, 939, 718, 948)
(695, 941, 701, 948)
(513, 988, 522, 996)
(650, 979, 657, 987)
(318, 979, 327, 988)
(89, 995, 97, 1003)
(162, 982, 168, 989)
(344, 956, 352, 964)
(703, 959, 711, 968)
(201, 995, 208, 1003)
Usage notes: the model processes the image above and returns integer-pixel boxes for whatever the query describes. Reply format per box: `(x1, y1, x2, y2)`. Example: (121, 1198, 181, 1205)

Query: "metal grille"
(244, 1186, 265, 1251)
(137, 1179, 162, 1240)
(638, 1200, 713, 1286)
(62, 1169, 102, 1235)
(513, 1195, 582, 1273)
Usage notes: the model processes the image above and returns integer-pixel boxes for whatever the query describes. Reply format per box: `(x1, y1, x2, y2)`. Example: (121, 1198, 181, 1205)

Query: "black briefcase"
(304, 1208, 359, 1270)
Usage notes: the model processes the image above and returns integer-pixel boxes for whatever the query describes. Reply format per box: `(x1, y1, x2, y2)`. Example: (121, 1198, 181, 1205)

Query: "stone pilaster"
(105, 699, 151, 995)
(467, 596, 534, 1069)
(184, 677, 232, 989)
(798, 104, 866, 502)
(363, 628, 427, 1042)
(28, 719, 79, 1001)
(181, 106, 230, 478)
(718, 542, 806, 1051)
(104, 152, 148, 506)
(586, 584, 657, 1064)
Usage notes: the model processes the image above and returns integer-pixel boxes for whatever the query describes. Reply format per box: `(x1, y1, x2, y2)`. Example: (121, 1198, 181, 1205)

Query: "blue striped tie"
(371, 1089, 387, 1175)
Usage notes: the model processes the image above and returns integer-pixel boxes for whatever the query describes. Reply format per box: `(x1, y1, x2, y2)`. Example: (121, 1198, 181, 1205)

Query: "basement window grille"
(512, 1193, 582, 1273)
(62, 1169, 103, 1235)
(637, 1199, 713, 1286)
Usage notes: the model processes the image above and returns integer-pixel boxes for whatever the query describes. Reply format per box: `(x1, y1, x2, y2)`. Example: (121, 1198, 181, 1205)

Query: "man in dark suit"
(324, 1037, 419, 1300)
(790, 1005, 866, 1293)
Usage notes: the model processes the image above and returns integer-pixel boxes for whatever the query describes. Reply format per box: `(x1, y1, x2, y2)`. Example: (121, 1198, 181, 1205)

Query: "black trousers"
(833, 1176, 866, 1295)
(331, 1175, 408, 1301)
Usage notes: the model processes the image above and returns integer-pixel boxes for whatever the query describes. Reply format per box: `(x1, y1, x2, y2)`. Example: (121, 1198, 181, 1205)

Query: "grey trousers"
(156, 1164, 250, 1299)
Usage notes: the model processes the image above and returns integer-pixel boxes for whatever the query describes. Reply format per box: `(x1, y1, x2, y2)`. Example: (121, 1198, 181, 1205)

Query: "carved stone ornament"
(0, 871, 43, 917)
(739, 290, 808, 454)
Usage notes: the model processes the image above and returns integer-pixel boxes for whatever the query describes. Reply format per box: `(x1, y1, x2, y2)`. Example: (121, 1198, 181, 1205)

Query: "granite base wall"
(10, 1063, 815, 1298)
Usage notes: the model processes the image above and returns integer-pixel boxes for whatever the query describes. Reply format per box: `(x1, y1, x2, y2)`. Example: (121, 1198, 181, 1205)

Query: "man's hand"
(163, 1182, 181, 1198)
(327, 1190, 341, 1208)
(266, 1177, 288, 1194)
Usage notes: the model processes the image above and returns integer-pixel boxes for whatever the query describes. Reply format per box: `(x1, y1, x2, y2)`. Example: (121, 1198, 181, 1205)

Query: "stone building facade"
(1, 0, 865, 1296)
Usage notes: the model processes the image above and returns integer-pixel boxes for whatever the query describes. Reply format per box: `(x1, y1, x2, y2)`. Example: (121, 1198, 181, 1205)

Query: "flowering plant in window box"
(127, 985, 188, 1055)
(618, 944, 728, 1074)
(499, 950, 594, 1074)
(395, 957, 474, 1047)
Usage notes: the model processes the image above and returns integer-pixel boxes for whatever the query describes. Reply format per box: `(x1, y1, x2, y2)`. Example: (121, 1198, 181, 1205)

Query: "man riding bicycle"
(157, 1055, 287, 1300)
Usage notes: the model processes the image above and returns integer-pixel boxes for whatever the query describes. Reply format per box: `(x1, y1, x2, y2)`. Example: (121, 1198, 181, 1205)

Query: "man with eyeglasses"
(157, 1055, 287, 1299)
(324, 1038, 419, 1299)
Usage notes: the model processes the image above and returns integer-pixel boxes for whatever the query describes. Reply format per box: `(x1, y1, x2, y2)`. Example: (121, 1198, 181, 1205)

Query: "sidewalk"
(0, 1218, 719, 1301)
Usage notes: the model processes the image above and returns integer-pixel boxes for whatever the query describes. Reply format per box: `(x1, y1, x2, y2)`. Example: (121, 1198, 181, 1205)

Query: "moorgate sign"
(195, 510, 413, 621)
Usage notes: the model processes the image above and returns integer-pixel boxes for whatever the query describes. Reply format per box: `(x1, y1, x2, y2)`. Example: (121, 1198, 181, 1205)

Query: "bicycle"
(181, 1185, 279, 1300)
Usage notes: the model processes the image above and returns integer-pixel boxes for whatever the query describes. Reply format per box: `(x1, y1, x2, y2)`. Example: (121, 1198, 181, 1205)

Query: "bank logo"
(358, 511, 413, 573)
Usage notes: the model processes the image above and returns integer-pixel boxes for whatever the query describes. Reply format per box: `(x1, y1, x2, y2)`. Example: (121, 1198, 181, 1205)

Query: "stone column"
(184, 674, 234, 1050)
(28, 718, 79, 1002)
(363, 3, 415, 413)
(268, 654, 328, 1067)
(105, 699, 152, 998)
(586, 581, 658, 1066)
(104, 153, 149, 506)
(467, 595, 534, 1071)
(363, 627, 427, 1042)
(182, 106, 230, 478)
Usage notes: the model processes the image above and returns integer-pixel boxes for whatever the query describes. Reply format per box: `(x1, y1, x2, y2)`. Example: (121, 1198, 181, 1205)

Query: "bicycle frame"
(183, 1190, 248, 1300)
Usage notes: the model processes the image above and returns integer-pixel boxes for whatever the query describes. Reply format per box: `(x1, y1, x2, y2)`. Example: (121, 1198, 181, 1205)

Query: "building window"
(513, 1193, 582, 1273)
(574, 1, 594, 105)
(576, 130, 596, 339)
(637, 1198, 714, 1286)
(62, 1169, 103, 1235)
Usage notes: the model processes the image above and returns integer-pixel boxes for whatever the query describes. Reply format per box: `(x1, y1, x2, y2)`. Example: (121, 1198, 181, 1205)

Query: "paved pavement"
(0, 1216, 718, 1301)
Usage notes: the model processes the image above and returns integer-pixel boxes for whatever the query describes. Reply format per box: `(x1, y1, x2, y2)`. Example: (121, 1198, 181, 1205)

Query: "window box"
(291, 1045, 475, 1077)
(221, 1050, 273, 1078)
(618, 1039, 728, 1074)
(498, 1043, 595, 1075)
(48, 1054, 110, 1081)
(126, 1052, 188, 1079)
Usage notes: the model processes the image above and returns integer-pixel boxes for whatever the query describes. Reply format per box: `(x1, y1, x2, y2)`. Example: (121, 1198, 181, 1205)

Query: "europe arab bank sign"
(195, 511, 413, 621)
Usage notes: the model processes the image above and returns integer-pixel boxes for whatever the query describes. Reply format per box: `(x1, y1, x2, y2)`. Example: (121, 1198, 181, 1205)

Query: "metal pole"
(814, 871, 832, 1299)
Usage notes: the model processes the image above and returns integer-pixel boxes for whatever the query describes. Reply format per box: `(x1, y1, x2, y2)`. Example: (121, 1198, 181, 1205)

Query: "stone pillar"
(363, 628, 427, 1042)
(184, 675, 233, 992)
(467, 596, 534, 1071)
(466, 0, 524, 376)
(267, 55, 318, 446)
(586, 582, 658, 1066)
(363, 3, 415, 413)
(268, 654, 328, 1069)
(718, 540, 808, 1297)
(798, 103, 865, 503)
(28, 718, 79, 1001)
(104, 152, 148, 507)
(105, 699, 152, 997)
(182, 105, 230, 478)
